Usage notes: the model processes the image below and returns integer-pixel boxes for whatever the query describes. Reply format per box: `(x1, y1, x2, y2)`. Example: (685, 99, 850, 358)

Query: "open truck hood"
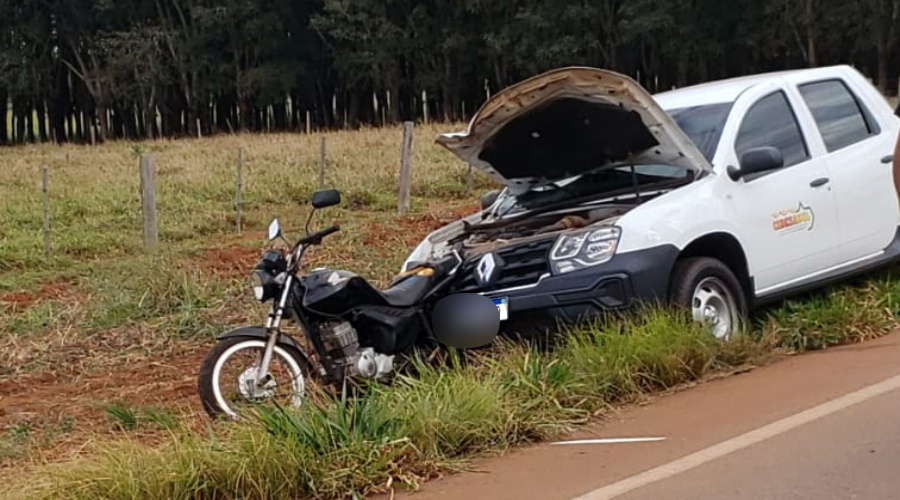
(436, 67, 714, 195)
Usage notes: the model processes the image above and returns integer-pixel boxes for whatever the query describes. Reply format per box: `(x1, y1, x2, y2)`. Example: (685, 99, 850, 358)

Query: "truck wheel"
(669, 257, 748, 340)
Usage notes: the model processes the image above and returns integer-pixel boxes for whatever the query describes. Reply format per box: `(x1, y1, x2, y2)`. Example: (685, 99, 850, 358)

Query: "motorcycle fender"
(216, 326, 311, 363)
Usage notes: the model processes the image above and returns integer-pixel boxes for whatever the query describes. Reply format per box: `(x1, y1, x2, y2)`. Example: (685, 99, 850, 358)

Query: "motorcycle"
(197, 188, 465, 419)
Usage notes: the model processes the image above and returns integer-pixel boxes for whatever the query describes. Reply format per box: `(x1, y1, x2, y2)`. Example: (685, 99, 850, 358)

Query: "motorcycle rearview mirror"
(305, 189, 342, 235)
(268, 219, 282, 241)
(310, 189, 341, 209)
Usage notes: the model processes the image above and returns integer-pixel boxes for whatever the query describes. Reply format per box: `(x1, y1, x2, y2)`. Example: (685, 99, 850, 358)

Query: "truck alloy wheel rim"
(691, 277, 738, 340)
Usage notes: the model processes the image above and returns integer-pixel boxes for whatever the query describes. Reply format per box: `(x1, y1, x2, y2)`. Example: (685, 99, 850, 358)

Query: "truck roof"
(653, 65, 866, 110)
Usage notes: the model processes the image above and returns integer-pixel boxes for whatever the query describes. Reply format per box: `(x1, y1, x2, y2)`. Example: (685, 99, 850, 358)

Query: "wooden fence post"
(319, 136, 327, 189)
(236, 147, 244, 235)
(42, 165, 51, 259)
(398, 121, 414, 215)
(140, 155, 159, 254)
(306, 111, 311, 134)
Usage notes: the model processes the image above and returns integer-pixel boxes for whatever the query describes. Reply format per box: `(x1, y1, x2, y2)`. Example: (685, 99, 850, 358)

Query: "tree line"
(1, 0, 898, 146)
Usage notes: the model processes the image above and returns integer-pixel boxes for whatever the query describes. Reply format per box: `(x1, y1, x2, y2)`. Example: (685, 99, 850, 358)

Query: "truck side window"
(735, 91, 810, 173)
(798, 79, 879, 153)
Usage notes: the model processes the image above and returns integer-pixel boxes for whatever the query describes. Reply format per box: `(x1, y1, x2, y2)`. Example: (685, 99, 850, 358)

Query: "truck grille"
(453, 238, 554, 293)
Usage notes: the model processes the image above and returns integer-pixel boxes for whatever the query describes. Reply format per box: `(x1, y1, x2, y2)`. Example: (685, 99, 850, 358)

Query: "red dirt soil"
(0, 342, 209, 470)
(365, 202, 481, 249)
(0, 204, 481, 474)
(0, 278, 76, 311)
(197, 244, 264, 280)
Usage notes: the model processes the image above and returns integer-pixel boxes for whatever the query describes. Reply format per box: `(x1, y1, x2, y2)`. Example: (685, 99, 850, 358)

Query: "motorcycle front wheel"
(197, 336, 313, 420)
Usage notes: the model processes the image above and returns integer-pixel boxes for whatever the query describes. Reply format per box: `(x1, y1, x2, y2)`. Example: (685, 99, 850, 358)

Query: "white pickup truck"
(402, 65, 900, 340)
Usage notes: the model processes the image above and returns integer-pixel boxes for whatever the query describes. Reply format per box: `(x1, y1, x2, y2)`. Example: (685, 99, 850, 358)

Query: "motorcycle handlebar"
(298, 224, 341, 246)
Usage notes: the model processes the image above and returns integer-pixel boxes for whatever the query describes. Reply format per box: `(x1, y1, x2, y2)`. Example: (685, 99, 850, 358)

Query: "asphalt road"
(378, 332, 900, 500)
(614, 386, 900, 500)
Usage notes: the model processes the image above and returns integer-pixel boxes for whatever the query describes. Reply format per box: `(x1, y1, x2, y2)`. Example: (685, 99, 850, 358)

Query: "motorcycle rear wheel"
(197, 337, 313, 420)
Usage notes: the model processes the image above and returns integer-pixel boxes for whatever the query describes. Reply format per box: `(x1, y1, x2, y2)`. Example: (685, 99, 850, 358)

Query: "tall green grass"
(16, 268, 900, 500)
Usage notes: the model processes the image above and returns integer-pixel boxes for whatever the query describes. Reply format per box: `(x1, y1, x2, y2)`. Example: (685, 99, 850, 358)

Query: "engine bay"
(453, 196, 662, 259)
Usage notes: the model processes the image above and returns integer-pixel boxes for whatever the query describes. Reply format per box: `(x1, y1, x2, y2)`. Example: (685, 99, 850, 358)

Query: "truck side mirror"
(727, 147, 784, 181)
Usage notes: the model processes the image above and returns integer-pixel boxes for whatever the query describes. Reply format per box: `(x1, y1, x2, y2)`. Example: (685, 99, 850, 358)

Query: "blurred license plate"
(493, 298, 509, 321)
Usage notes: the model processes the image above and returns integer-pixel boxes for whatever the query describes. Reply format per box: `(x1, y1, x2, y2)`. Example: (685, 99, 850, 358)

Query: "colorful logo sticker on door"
(772, 203, 815, 234)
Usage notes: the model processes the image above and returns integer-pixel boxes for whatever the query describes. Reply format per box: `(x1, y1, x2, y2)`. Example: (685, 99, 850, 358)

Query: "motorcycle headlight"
(549, 226, 621, 275)
(250, 270, 281, 303)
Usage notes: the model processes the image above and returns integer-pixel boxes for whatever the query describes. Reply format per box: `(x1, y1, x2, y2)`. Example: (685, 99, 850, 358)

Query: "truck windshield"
(665, 102, 734, 162)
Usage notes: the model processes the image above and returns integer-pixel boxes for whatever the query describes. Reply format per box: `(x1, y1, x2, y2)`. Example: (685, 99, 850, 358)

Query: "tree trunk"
(51, 71, 70, 144)
(19, 99, 34, 143)
(25, 103, 37, 143)
(123, 105, 139, 139)
(441, 55, 453, 122)
(163, 96, 180, 138)
(0, 89, 8, 146)
(677, 51, 689, 88)
(37, 102, 48, 142)
(806, 0, 817, 67)
(95, 103, 109, 143)
(239, 99, 252, 132)
(877, 44, 889, 93)
(274, 99, 288, 130)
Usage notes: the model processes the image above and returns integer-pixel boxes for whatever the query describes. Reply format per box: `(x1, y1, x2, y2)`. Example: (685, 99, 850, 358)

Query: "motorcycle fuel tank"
(301, 269, 386, 316)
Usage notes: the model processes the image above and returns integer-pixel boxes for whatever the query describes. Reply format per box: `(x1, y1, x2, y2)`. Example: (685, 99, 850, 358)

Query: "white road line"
(571, 372, 900, 500)
(553, 438, 667, 446)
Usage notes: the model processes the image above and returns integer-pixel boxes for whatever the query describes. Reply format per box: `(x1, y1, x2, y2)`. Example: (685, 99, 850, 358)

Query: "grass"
(0, 123, 490, 376)
(1, 417, 76, 468)
(0, 124, 484, 272)
(10, 271, 900, 500)
(101, 402, 181, 432)
(3, 119, 900, 498)
(102, 402, 139, 432)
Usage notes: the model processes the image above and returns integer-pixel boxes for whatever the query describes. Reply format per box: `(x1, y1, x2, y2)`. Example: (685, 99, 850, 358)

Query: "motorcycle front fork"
(255, 275, 294, 386)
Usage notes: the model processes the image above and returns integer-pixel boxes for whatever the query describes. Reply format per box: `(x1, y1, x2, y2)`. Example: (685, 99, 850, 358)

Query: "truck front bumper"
(484, 244, 681, 329)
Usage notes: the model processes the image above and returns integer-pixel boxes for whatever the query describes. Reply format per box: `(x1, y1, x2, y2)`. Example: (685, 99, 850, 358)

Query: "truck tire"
(669, 257, 748, 340)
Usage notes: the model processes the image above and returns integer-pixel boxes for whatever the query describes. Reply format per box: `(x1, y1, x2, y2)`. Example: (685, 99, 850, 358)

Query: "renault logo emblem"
(476, 253, 497, 285)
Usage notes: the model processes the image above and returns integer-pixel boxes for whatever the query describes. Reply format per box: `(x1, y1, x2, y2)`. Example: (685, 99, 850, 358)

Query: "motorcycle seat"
(379, 274, 433, 307)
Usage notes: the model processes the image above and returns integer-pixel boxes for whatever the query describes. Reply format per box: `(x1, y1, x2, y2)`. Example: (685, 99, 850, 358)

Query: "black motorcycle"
(197, 188, 465, 419)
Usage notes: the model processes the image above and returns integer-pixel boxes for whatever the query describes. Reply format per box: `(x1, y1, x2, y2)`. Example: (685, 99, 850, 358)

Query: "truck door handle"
(882, 155, 894, 164)
(810, 178, 830, 188)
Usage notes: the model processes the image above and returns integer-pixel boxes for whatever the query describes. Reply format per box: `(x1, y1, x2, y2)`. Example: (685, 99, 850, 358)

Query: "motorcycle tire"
(197, 336, 315, 420)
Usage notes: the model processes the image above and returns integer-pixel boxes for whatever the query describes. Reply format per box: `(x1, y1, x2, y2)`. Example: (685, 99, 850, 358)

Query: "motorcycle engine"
(319, 321, 393, 380)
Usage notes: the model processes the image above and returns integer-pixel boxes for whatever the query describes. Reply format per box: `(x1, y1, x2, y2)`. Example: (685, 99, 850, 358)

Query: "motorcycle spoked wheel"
(197, 336, 317, 420)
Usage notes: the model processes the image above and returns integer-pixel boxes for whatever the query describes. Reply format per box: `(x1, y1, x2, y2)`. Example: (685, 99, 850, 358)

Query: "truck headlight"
(549, 226, 621, 275)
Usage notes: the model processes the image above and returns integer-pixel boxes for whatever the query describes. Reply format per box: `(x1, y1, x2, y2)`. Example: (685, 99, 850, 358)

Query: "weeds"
(99, 403, 184, 433)
(0, 424, 33, 463)
(142, 408, 179, 431)
(15, 277, 900, 500)
(102, 402, 138, 431)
